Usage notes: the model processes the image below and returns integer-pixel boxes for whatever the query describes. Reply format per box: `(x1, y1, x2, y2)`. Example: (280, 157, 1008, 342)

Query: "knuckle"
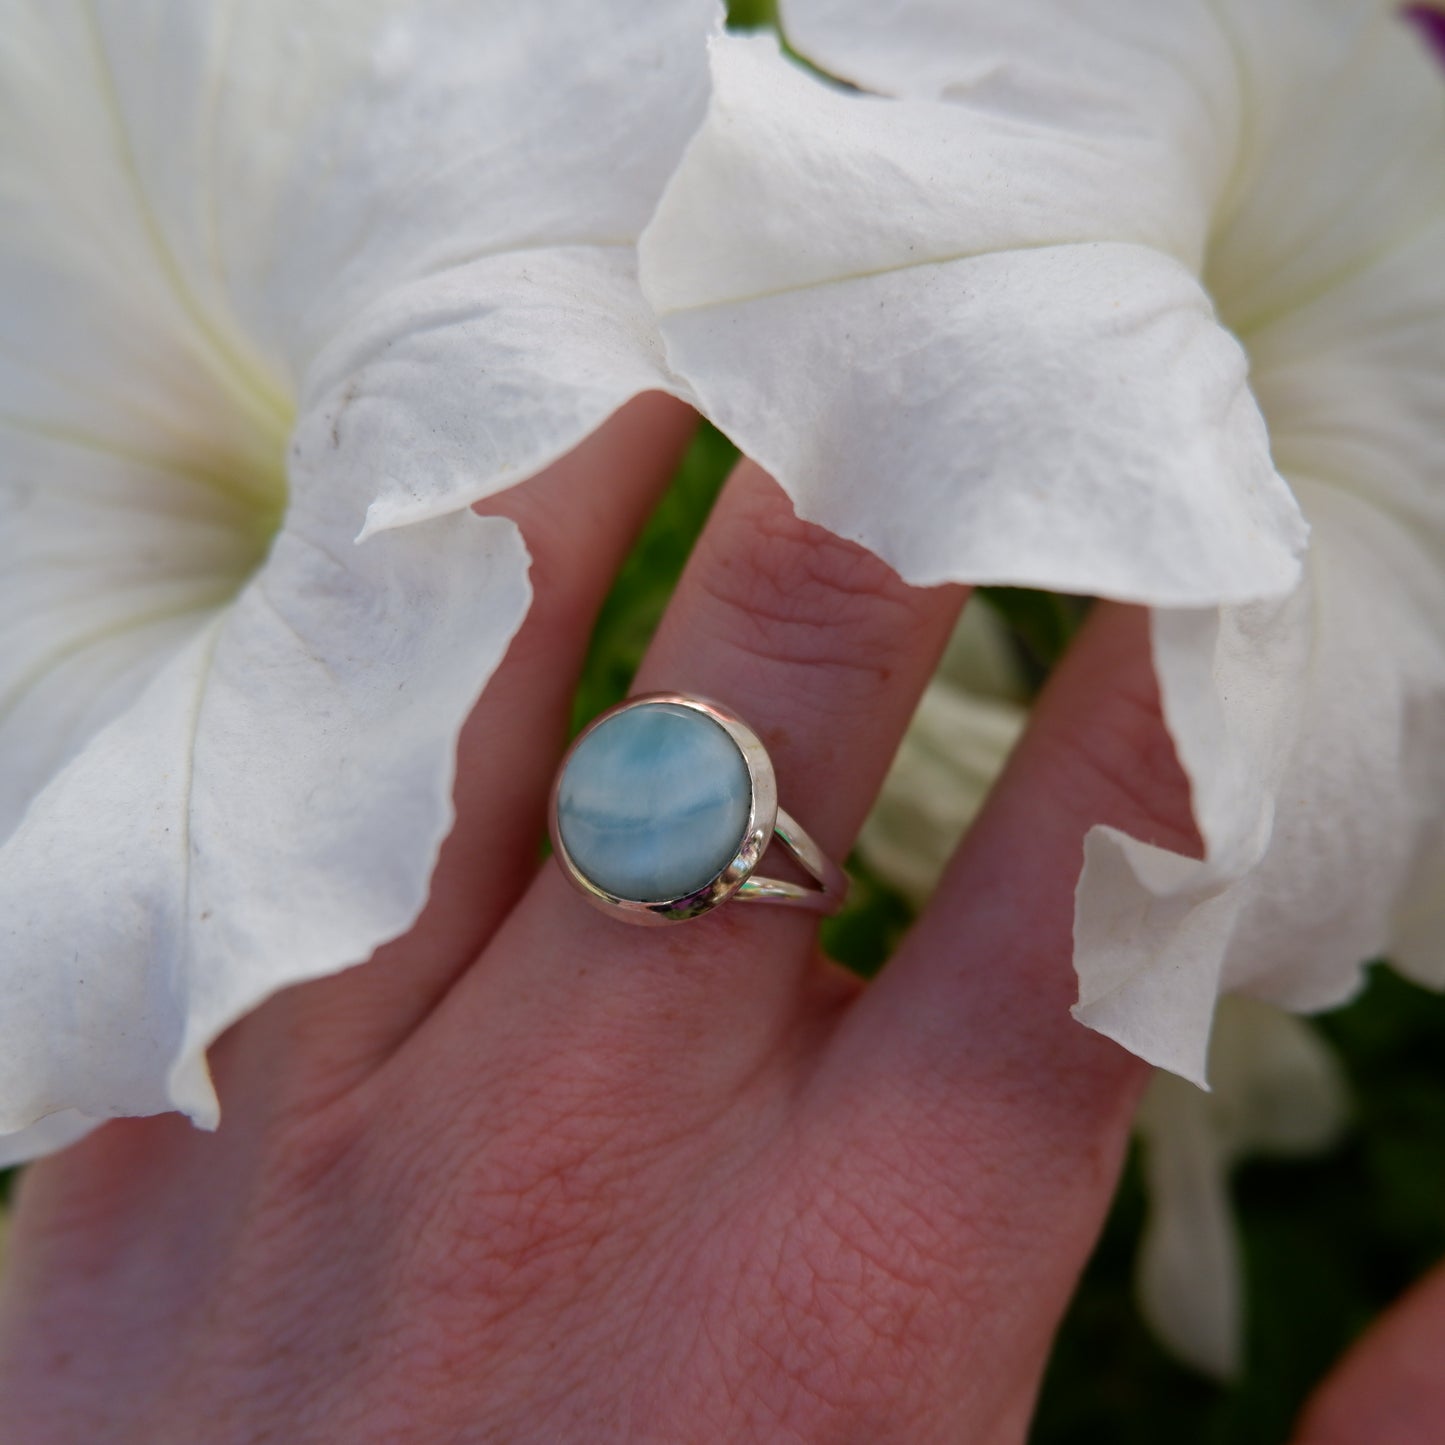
(252, 1085, 373, 1209)
(694, 488, 927, 695)
(209, 1098, 376, 1316)
(705, 1129, 979, 1434)
(1037, 663, 1200, 856)
(386, 1060, 674, 1332)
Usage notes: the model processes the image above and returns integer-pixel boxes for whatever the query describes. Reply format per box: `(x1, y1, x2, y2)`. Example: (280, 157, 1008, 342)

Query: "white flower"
(0, 0, 717, 1162)
(1136, 999, 1350, 1379)
(639, 2, 1445, 1081)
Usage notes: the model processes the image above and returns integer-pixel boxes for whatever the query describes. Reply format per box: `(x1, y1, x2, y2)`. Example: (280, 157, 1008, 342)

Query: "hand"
(0, 395, 1405, 1443)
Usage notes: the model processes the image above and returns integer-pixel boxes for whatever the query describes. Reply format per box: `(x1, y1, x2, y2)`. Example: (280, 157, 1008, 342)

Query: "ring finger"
(435, 459, 967, 1083)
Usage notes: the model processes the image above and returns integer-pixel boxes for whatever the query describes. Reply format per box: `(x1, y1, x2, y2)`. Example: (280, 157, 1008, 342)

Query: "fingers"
(428, 461, 965, 1091)
(1294, 1264, 1445, 1445)
(820, 604, 1198, 1320)
(388, 392, 701, 965)
(860, 601, 1198, 1076)
(214, 395, 699, 1109)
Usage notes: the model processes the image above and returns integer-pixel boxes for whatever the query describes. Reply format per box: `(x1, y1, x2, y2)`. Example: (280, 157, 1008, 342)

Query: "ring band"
(549, 693, 849, 925)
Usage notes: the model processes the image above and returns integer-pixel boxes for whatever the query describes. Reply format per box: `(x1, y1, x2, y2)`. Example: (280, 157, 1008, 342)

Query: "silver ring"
(549, 693, 849, 925)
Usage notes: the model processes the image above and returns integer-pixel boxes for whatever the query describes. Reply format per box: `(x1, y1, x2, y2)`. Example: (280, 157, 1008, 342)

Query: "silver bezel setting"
(549, 693, 778, 925)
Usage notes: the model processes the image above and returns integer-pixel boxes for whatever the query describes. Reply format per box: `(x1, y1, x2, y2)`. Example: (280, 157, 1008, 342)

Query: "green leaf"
(727, 0, 778, 28)
(978, 585, 1086, 677)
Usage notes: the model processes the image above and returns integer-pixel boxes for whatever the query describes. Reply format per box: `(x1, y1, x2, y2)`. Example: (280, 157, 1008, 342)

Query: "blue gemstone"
(557, 702, 752, 903)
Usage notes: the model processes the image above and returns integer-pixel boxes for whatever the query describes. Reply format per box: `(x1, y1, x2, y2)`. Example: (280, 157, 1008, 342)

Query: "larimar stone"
(557, 702, 752, 902)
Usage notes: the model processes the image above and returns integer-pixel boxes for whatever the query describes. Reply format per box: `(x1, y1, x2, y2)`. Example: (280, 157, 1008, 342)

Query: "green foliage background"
(577, 420, 1445, 1444)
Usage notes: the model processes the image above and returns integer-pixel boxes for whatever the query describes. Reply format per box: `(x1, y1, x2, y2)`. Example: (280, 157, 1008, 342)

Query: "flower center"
(186, 351, 295, 589)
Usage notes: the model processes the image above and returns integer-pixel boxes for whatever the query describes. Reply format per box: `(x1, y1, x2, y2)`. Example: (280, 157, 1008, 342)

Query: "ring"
(549, 693, 849, 925)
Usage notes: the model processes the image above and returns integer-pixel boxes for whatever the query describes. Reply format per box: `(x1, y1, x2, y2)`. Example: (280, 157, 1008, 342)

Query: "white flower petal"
(0, 499, 530, 1133)
(753, 0, 1445, 1072)
(1205, 3, 1445, 337)
(640, 33, 1306, 605)
(73, 0, 720, 381)
(1077, 484, 1445, 1079)
(5, 0, 713, 534)
(1, 0, 715, 1148)
(785, 0, 1214, 96)
(781, 0, 1442, 333)
(328, 248, 683, 536)
(1206, 998, 1351, 1161)
(859, 691, 1023, 909)
(642, 32, 1212, 307)
(1132, 994, 1346, 1375)
(1216, 489, 1445, 1010)
(0, 441, 268, 840)
(0, 2, 295, 469)
(654, 243, 1298, 602)
(781, 0, 1238, 245)
(0, 1111, 99, 1171)
(1135, 1069, 1242, 1380)
(1075, 18, 1445, 1069)
(1134, 998, 1348, 1378)
(1248, 215, 1445, 553)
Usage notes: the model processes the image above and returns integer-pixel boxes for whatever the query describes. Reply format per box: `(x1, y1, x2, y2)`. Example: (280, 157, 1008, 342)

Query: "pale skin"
(0, 396, 1437, 1442)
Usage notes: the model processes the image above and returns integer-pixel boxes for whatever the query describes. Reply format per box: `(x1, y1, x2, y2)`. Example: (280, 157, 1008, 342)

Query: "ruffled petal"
(1076, 485, 1445, 1080)
(4, 0, 714, 535)
(0, 0, 715, 1148)
(781, 0, 1236, 242)
(326, 248, 682, 535)
(780, 0, 1439, 335)
(653, 244, 1299, 603)
(0, 498, 530, 1134)
(0, 1111, 99, 1170)
(1075, 32, 1445, 1070)
(647, 11, 1445, 1075)
(640, 33, 1306, 605)
(756, 0, 1445, 1074)
(1135, 1069, 1242, 1379)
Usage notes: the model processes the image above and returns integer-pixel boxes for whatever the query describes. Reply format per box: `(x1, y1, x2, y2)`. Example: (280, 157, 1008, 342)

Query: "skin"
(0, 395, 1435, 1442)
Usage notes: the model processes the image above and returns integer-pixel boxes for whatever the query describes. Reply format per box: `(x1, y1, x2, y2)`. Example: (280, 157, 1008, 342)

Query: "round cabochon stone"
(556, 702, 753, 903)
